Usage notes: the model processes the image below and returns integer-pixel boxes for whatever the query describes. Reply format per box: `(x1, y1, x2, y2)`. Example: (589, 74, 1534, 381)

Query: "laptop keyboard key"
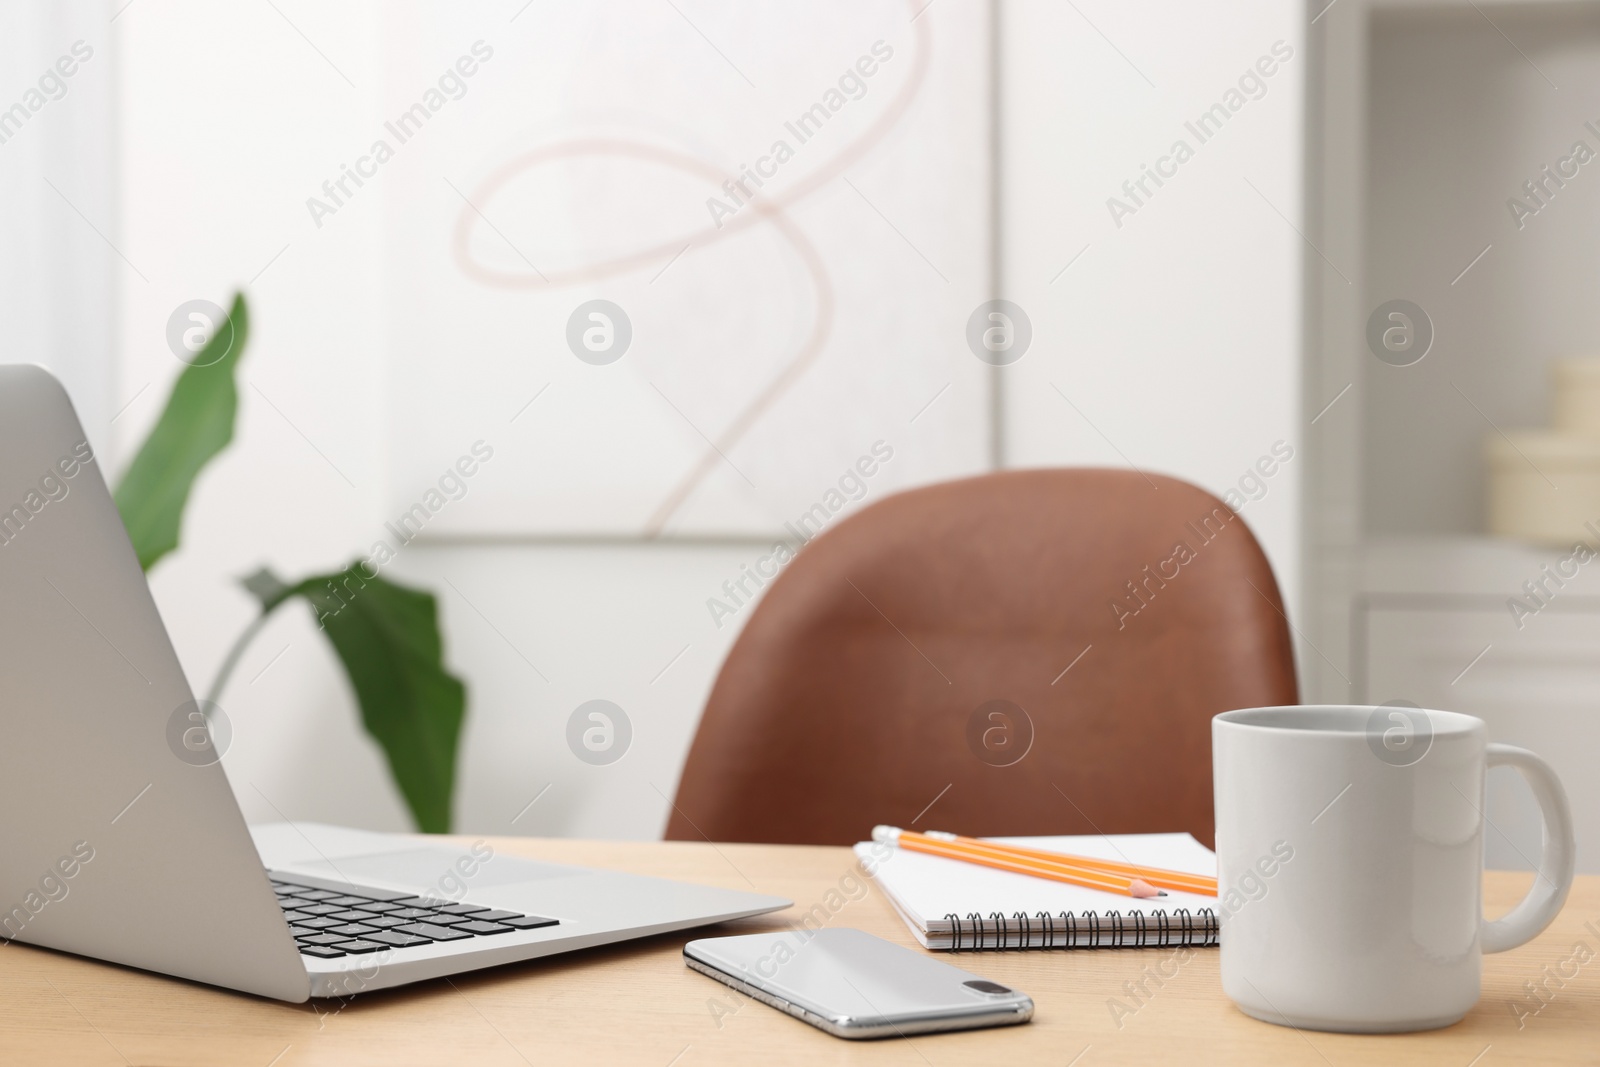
(300, 945, 347, 958)
(453, 920, 516, 935)
(297, 933, 350, 947)
(364, 931, 434, 948)
(353, 900, 403, 913)
(330, 939, 386, 954)
(297, 904, 347, 917)
(387, 907, 445, 920)
(294, 889, 340, 901)
(502, 915, 560, 930)
(328, 910, 381, 923)
(466, 910, 523, 922)
(296, 916, 347, 930)
(324, 895, 376, 907)
(431, 903, 492, 915)
(359, 915, 412, 929)
(327, 923, 378, 937)
(422, 912, 488, 927)
(394, 922, 473, 941)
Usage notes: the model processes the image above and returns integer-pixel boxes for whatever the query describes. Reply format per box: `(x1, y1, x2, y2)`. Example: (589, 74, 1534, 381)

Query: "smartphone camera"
(962, 980, 1014, 995)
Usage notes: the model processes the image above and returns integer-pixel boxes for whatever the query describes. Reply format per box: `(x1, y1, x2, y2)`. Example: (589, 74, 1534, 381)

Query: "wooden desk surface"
(2, 837, 1596, 1065)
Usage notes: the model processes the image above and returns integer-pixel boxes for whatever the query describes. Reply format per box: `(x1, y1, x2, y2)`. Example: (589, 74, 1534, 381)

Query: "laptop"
(0, 365, 789, 1001)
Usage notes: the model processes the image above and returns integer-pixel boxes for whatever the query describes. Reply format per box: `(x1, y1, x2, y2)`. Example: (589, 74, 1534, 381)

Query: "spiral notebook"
(854, 833, 1219, 951)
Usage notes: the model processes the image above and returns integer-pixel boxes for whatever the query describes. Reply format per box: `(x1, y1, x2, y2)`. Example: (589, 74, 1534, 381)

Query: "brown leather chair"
(666, 468, 1297, 848)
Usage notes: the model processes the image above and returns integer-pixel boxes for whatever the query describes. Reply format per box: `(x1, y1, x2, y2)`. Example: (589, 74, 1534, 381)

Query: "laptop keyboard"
(272, 878, 559, 959)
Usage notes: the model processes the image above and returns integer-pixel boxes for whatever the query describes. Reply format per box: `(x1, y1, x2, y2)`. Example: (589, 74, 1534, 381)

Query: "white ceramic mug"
(1212, 705, 1575, 1033)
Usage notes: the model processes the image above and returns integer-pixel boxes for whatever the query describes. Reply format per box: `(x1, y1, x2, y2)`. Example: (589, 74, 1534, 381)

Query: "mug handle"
(1480, 744, 1577, 953)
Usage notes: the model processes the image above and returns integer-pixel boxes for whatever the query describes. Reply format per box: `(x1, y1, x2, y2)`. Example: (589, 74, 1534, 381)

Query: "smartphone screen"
(684, 927, 1033, 1039)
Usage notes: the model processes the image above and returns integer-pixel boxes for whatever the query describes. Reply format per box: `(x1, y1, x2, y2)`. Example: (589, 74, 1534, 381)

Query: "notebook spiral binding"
(943, 908, 1218, 951)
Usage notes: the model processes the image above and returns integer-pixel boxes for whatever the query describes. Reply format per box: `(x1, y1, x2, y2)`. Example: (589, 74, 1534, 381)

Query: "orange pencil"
(922, 831, 1219, 896)
(873, 826, 1218, 898)
(873, 826, 1169, 898)
(903, 828, 1218, 896)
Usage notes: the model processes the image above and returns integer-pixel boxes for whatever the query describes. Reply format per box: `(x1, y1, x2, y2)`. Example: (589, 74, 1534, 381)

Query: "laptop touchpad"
(293, 848, 584, 889)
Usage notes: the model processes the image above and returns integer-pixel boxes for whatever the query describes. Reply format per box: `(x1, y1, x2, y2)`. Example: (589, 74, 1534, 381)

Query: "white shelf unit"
(1307, 0, 1600, 872)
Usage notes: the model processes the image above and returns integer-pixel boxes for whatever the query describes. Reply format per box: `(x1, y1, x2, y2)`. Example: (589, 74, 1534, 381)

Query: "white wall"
(0, 2, 116, 443)
(107, 0, 1304, 840)
(1000, 0, 1304, 623)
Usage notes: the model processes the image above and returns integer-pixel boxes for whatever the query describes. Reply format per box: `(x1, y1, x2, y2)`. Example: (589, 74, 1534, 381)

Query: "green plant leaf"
(113, 294, 249, 571)
(242, 565, 465, 833)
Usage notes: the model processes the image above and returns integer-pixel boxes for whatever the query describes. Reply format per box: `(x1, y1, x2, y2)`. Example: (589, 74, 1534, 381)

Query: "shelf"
(1360, 535, 1600, 597)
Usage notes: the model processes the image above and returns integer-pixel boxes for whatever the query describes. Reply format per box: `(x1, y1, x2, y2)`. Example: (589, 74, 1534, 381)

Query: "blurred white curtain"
(0, 2, 116, 453)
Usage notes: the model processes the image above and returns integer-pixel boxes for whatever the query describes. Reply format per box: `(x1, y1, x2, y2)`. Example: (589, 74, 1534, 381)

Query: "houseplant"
(114, 293, 465, 831)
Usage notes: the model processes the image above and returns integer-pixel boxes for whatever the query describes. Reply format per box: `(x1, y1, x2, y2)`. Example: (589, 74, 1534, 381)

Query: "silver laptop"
(0, 365, 788, 1001)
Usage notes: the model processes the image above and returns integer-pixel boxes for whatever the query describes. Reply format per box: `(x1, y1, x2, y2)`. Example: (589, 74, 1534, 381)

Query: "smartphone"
(684, 927, 1033, 1039)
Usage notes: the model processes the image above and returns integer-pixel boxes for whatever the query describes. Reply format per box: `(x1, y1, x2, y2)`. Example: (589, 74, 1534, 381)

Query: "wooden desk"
(1, 838, 1596, 1065)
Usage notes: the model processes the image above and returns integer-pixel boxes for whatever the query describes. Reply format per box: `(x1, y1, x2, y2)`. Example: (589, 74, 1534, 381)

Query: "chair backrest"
(666, 468, 1297, 847)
